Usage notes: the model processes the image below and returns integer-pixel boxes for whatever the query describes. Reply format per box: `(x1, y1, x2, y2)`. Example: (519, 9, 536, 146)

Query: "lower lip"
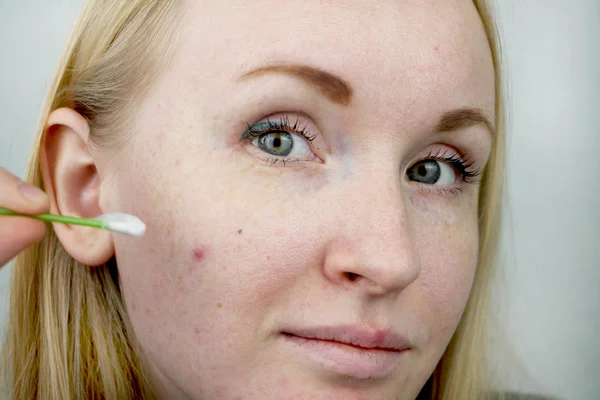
(280, 333, 407, 380)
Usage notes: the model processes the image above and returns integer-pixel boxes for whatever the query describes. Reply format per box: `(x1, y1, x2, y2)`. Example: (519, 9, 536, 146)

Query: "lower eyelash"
(433, 187, 465, 196)
(264, 157, 305, 167)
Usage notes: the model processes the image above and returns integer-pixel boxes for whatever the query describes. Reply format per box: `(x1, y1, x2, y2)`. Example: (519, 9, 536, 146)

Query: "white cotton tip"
(97, 213, 147, 238)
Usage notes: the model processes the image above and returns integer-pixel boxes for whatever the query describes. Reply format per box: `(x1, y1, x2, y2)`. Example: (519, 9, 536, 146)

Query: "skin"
(42, 0, 495, 399)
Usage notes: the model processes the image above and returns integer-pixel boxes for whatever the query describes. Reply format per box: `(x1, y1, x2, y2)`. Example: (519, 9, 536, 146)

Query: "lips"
(280, 325, 410, 379)
(281, 325, 410, 351)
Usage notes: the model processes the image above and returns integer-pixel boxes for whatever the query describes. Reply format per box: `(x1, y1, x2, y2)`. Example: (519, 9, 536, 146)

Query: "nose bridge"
(327, 168, 421, 294)
(349, 172, 414, 257)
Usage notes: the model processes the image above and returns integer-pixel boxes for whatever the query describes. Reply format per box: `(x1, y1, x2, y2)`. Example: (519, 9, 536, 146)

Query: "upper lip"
(281, 325, 410, 351)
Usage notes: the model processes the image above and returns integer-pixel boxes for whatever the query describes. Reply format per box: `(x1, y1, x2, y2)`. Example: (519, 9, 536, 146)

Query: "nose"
(322, 181, 421, 297)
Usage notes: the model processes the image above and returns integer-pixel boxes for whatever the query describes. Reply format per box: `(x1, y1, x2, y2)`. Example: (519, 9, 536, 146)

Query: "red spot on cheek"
(192, 245, 207, 261)
(434, 45, 440, 54)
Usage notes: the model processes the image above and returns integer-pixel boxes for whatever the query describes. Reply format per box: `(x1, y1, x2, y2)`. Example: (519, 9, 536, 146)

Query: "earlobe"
(41, 108, 115, 266)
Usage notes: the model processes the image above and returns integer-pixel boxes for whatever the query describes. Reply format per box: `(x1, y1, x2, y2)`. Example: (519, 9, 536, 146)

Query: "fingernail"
(19, 182, 46, 202)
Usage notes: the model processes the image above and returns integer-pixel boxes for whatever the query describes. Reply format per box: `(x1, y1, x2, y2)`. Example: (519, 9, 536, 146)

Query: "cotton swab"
(0, 207, 146, 238)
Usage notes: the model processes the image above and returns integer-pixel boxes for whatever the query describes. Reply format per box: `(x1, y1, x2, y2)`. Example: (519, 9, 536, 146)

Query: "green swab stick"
(0, 207, 146, 238)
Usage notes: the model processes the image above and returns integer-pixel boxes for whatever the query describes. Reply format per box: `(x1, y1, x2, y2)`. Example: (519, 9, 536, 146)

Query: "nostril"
(345, 272, 359, 281)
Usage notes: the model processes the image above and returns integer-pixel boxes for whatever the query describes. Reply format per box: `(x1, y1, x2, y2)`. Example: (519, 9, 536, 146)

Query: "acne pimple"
(192, 246, 207, 261)
(217, 303, 223, 308)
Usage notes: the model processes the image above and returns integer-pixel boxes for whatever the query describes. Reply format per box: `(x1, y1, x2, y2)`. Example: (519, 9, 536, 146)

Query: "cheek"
(104, 141, 319, 327)
(410, 193, 479, 337)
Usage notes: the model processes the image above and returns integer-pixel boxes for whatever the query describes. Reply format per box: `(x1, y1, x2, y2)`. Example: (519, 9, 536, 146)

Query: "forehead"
(174, 0, 494, 115)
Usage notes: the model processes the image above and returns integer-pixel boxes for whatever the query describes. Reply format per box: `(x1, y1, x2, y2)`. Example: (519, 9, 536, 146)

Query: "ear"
(40, 108, 114, 266)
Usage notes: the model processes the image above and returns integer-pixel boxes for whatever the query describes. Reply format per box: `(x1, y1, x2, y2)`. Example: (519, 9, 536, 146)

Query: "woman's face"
(97, 1, 495, 398)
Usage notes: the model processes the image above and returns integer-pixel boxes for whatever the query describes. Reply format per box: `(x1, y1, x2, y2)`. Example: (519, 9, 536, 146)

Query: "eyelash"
(243, 115, 318, 143)
(417, 149, 482, 195)
(424, 149, 481, 182)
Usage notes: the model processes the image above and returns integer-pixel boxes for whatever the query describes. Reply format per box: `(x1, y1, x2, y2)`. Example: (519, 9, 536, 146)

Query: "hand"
(0, 167, 49, 267)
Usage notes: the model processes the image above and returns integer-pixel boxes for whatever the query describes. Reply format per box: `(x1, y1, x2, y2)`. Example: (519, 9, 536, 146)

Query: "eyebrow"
(435, 108, 495, 136)
(238, 64, 353, 106)
(239, 64, 494, 136)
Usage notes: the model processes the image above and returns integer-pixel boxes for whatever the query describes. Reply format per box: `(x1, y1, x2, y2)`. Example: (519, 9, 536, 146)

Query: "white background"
(0, 1, 598, 399)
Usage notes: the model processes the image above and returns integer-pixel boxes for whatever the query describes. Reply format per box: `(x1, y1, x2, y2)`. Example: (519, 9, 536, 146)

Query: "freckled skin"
(98, 1, 495, 399)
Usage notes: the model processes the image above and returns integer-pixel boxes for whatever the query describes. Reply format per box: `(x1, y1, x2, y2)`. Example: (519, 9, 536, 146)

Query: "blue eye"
(256, 131, 294, 156)
(406, 149, 482, 192)
(407, 160, 456, 185)
(242, 116, 319, 164)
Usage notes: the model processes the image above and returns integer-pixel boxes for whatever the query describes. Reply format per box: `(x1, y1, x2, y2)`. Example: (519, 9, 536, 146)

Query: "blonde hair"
(1, 1, 182, 398)
(1, 1, 506, 399)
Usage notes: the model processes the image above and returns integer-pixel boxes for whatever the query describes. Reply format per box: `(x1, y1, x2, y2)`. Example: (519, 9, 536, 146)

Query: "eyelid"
(241, 121, 274, 140)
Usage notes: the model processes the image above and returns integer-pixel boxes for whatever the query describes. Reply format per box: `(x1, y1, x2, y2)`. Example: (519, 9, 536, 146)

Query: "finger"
(0, 216, 46, 267)
(0, 167, 49, 214)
